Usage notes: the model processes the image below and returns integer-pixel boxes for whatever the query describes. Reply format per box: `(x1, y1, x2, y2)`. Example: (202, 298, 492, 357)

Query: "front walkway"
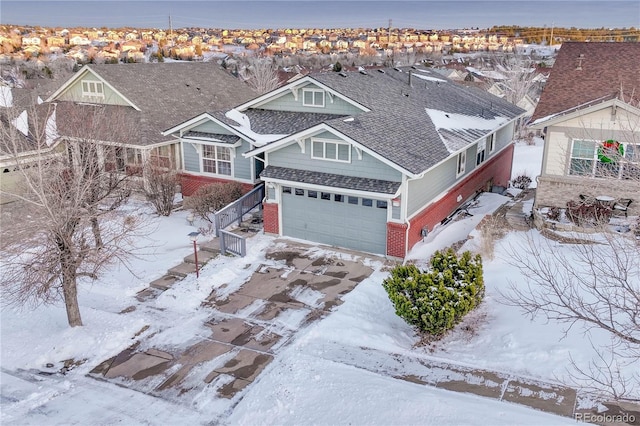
(91, 241, 377, 401)
(90, 229, 636, 424)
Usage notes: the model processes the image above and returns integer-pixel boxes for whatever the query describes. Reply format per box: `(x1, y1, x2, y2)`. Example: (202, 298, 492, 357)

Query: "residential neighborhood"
(0, 24, 528, 64)
(2, 24, 637, 65)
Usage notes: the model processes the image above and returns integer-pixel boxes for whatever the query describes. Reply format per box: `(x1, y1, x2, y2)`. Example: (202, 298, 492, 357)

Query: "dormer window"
(302, 88, 325, 107)
(81, 80, 104, 98)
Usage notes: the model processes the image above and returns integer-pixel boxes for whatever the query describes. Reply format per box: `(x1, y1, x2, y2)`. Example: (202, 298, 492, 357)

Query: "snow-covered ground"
(1, 140, 635, 425)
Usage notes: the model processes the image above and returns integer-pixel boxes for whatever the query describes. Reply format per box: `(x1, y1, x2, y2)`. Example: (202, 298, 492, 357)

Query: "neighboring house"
(45, 63, 256, 186)
(0, 85, 61, 204)
(171, 66, 524, 257)
(487, 81, 538, 118)
(529, 42, 640, 215)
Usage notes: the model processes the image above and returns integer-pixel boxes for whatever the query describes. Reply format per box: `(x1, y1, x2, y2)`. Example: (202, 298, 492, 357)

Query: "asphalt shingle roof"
(243, 109, 346, 134)
(210, 109, 345, 135)
(55, 63, 257, 146)
(531, 42, 640, 122)
(183, 132, 239, 144)
(261, 165, 401, 194)
(302, 67, 524, 174)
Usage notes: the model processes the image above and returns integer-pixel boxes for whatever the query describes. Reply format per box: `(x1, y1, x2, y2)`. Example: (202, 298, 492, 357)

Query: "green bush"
(382, 249, 484, 337)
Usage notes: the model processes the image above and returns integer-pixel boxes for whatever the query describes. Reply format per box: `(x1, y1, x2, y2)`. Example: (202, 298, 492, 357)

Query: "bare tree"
(501, 230, 639, 401)
(239, 56, 280, 94)
(143, 160, 179, 216)
(0, 100, 144, 327)
(492, 50, 541, 134)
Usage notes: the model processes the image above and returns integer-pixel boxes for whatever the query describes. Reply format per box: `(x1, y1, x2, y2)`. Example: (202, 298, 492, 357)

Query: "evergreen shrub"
(382, 249, 484, 337)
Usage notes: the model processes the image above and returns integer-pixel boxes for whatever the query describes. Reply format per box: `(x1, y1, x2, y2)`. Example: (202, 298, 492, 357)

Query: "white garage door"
(281, 186, 388, 254)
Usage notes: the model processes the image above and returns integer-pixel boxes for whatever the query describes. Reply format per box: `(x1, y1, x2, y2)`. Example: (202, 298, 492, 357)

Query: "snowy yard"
(1, 139, 636, 425)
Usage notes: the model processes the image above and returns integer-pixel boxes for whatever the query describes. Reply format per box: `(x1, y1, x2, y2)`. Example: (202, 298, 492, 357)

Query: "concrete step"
(184, 249, 218, 265)
(200, 238, 220, 253)
(167, 262, 199, 279)
(149, 274, 181, 290)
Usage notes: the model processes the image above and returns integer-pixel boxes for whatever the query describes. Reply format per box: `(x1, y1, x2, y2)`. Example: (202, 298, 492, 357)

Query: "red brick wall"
(263, 202, 279, 234)
(386, 222, 408, 258)
(406, 144, 514, 254)
(179, 173, 255, 196)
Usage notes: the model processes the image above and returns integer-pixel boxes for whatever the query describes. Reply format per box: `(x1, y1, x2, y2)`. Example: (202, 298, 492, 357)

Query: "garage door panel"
(282, 188, 387, 254)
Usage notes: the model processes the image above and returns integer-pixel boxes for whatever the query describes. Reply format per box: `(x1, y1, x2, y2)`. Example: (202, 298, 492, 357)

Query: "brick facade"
(179, 173, 254, 196)
(386, 222, 408, 258)
(262, 202, 279, 234)
(405, 144, 514, 256)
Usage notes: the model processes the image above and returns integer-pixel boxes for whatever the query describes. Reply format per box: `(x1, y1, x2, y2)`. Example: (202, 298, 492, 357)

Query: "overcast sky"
(2, 1, 639, 29)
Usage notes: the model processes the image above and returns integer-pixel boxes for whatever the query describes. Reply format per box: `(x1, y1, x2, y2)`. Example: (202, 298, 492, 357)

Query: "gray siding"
(57, 74, 130, 106)
(269, 133, 402, 182)
(183, 142, 200, 172)
(234, 139, 252, 180)
(406, 122, 515, 216)
(262, 83, 363, 115)
(496, 122, 515, 152)
(190, 120, 234, 135)
(407, 156, 457, 215)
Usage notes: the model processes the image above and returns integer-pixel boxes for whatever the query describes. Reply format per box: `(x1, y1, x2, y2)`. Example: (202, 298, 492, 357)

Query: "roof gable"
(531, 42, 640, 122)
(46, 66, 139, 110)
(247, 122, 414, 177)
(46, 63, 257, 146)
(530, 97, 640, 128)
(234, 75, 370, 113)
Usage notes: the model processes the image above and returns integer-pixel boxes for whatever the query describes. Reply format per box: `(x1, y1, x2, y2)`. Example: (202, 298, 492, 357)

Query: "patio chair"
(612, 198, 632, 217)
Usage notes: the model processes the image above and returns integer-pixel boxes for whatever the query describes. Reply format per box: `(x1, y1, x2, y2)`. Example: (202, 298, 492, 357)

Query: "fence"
(214, 184, 264, 237)
(219, 230, 247, 257)
(214, 183, 264, 257)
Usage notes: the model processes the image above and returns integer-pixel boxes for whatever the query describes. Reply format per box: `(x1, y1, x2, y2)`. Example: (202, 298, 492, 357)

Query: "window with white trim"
(488, 133, 495, 153)
(311, 139, 351, 162)
(569, 140, 596, 176)
(81, 80, 104, 97)
(476, 140, 486, 166)
(456, 150, 466, 177)
(569, 139, 640, 179)
(150, 145, 172, 168)
(202, 145, 231, 176)
(302, 88, 325, 107)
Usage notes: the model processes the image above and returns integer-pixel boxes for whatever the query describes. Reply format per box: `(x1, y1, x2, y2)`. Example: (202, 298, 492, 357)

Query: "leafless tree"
(489, 50, 541, 135)
(143, 160, 179, 216)
(239, 56, 280, 94)
(501, 230, 639, 401)
(0, 100, 145, 327)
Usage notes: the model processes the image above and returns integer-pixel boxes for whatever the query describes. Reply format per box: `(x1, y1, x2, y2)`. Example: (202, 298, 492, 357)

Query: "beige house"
(530, 42, 640, 216)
